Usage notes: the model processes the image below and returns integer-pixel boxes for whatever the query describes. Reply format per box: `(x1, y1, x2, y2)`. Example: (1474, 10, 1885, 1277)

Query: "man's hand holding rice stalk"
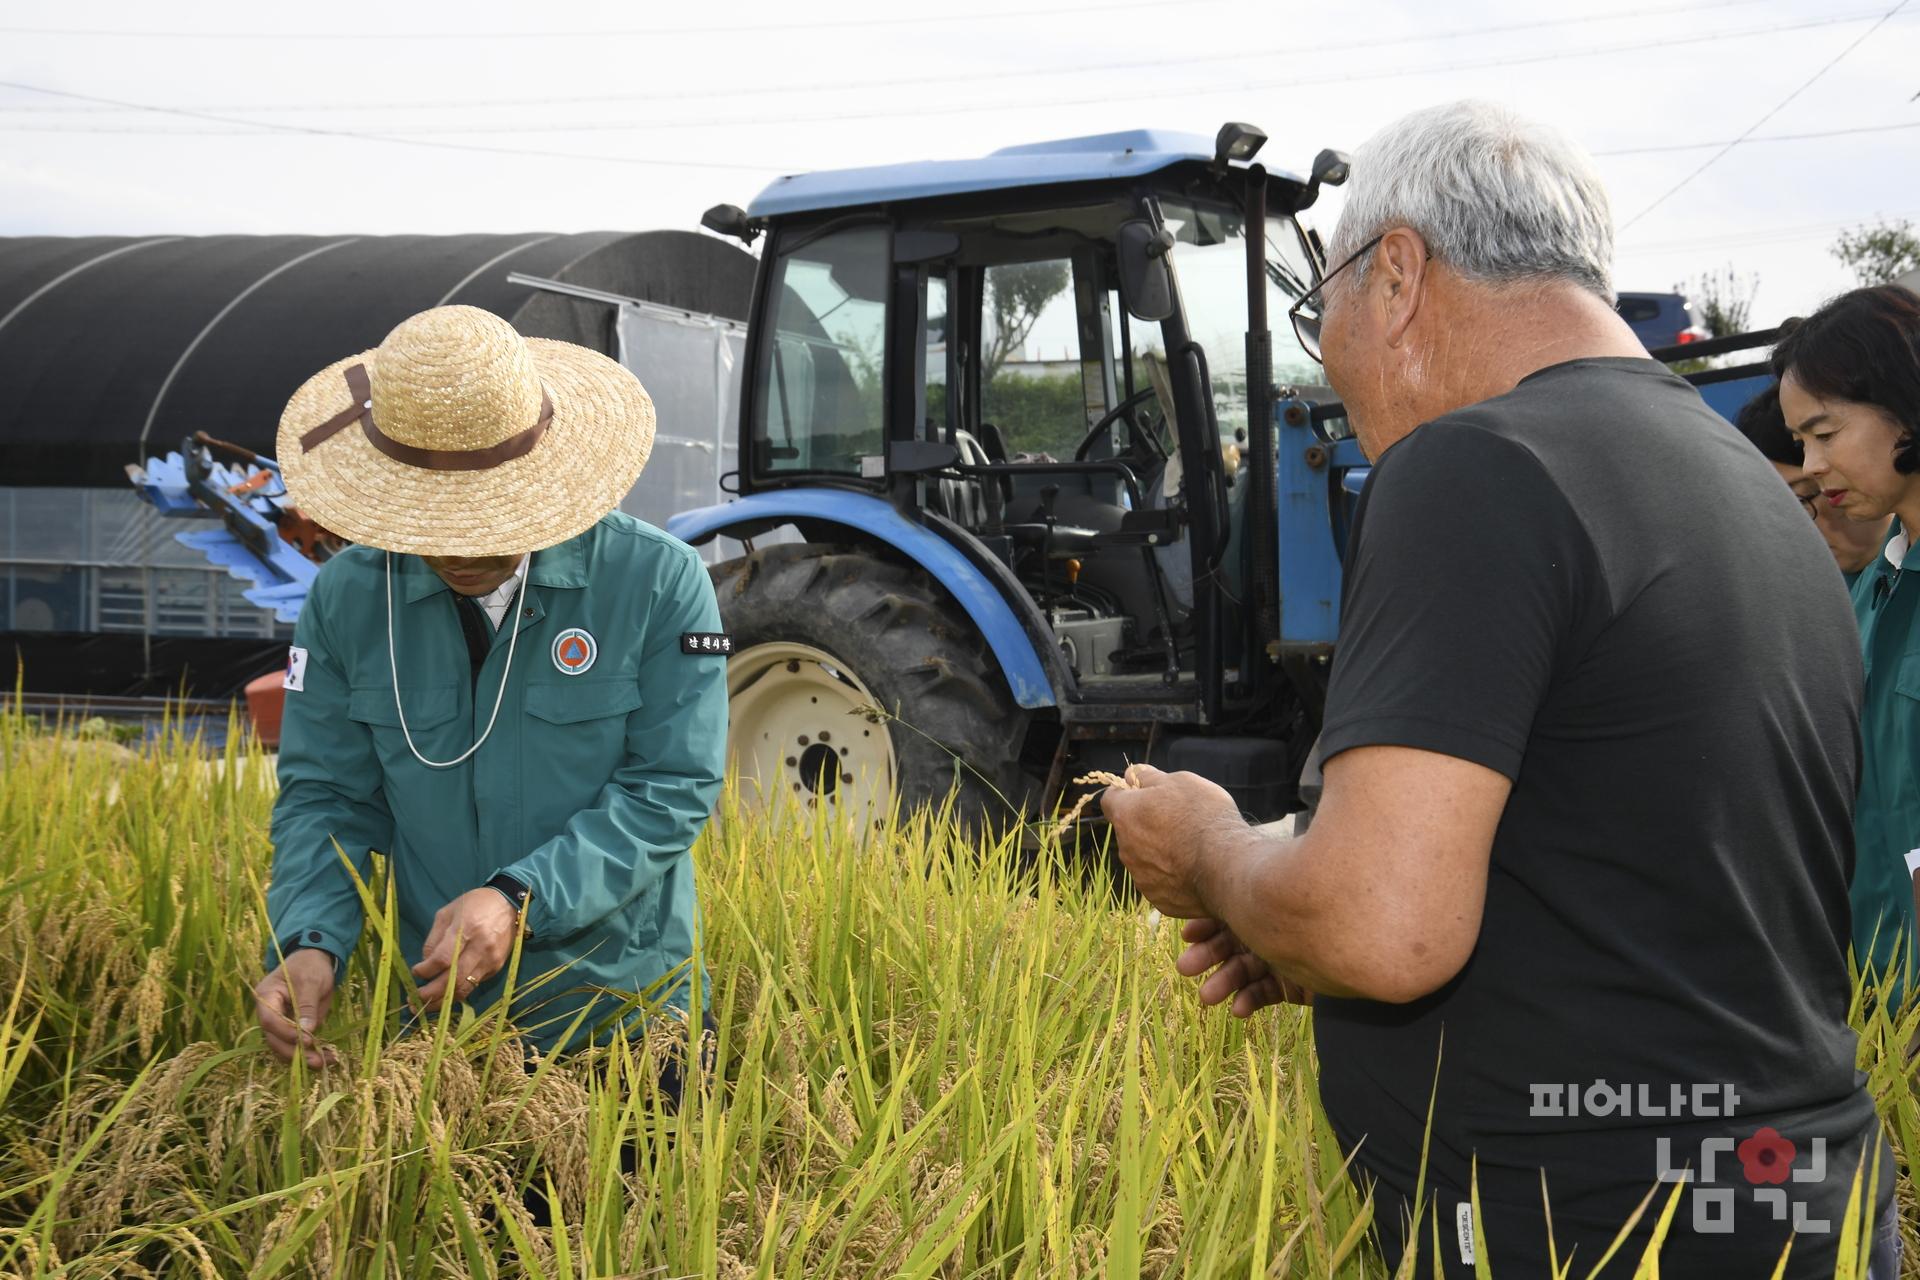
(1095, 765, 1312, 1012)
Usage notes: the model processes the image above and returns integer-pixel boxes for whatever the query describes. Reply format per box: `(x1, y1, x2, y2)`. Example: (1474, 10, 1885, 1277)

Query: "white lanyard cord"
(386, 550, 528, 770)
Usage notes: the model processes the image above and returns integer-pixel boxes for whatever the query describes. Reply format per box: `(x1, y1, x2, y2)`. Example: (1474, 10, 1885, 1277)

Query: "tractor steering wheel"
(1072, 386, 1168, 463)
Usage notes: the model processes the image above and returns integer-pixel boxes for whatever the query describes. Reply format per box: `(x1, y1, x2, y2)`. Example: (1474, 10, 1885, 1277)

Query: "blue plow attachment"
(126, 446, 319, 624)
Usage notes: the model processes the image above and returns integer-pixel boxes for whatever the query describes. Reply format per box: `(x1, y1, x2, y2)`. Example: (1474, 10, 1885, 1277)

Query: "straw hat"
(276, 305, 654, 557)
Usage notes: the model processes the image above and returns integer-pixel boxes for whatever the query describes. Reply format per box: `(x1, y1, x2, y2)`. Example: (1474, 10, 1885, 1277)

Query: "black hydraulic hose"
(1140, 545, 1182, 684)
(1244, 167, 1280, 655)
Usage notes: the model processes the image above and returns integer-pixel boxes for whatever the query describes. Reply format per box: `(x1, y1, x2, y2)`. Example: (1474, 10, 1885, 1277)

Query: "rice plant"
(0, 698, 1912, 1278)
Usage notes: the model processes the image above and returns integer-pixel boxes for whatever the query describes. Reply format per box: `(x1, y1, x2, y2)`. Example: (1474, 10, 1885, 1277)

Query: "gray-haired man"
(1104, 101, 1897, 1277)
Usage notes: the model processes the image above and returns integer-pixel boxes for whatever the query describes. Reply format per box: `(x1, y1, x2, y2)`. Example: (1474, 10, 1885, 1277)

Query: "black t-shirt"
(1312, 358, 1891, 1277)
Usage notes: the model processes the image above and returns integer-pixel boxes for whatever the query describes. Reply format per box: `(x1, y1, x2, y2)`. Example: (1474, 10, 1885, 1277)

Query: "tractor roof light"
(1311, 148, 1351, 188)
(1297, 147, 1353, 210)
(1213, 122, 1268, 170)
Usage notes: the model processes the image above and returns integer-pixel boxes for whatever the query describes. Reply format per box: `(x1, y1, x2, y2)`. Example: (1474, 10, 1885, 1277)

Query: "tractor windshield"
(1155, 199, 1324, 442)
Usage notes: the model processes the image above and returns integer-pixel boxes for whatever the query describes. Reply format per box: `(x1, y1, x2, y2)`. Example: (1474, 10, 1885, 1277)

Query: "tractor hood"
(747, 129, 1305, 219)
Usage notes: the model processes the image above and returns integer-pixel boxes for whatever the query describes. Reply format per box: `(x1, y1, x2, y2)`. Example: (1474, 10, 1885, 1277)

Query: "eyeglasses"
(1288, 233, 1383, 366)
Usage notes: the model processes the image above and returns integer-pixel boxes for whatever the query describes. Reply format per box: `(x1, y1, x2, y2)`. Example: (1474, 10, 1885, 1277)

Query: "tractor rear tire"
(710, 543, 1036, 833)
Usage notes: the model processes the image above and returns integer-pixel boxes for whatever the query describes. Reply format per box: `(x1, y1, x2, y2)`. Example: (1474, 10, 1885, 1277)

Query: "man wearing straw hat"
(251, 305, 729, 1067)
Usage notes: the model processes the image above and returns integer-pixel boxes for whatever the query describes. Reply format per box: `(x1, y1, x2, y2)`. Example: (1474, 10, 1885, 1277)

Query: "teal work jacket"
(1848, 524, 1920, 1010)
(265, 513, 729, 1051)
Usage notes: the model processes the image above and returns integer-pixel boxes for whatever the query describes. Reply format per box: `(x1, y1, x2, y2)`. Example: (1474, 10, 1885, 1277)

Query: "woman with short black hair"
(1775, 283, 1920, 1011)
(1735, 380, 1893, 578)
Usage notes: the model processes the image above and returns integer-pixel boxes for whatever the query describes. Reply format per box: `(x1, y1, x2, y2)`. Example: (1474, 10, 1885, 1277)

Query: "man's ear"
(1375, 227, 1431, 350)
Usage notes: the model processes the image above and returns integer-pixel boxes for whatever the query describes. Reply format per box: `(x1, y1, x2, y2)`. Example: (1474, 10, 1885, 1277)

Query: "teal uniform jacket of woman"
(1847, 524, 1920, 1009)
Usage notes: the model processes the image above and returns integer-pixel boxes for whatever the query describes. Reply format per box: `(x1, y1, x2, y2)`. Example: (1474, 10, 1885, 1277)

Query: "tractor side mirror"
(701, 203, 760, 244)
(1116, 220, 1176, 322)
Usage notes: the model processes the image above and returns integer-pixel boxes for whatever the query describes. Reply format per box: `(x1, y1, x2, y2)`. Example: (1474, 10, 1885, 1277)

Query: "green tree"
(1682, 263, 1759, 339)
(983, 262, 1071, 380)
(1831, 218, 1920, 287)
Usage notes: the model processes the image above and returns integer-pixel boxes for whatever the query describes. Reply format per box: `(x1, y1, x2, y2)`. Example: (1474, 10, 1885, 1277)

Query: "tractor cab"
(677, 126, 1358, 827)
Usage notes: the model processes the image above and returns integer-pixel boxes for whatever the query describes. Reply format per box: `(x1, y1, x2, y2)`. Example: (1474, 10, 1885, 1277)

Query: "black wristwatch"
(484, 873, 532, 931)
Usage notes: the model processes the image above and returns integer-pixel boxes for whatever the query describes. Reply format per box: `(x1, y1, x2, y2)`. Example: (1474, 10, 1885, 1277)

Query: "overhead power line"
(0, 10, 1894, 144)
(1592, 120, 1920, 155)
(1619, 0, 1912, 230)
(0, 0, 1189, 39)
(619, 11, 1905, 135)
(0, 78, 798, 171)
(0, 0, 1782, 114)
(1616, 206, 1920, 256)
(14, 118, 1919, 162)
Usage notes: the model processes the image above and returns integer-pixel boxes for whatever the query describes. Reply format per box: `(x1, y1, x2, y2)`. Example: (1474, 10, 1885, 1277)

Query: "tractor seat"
(924, 429, 997, 528)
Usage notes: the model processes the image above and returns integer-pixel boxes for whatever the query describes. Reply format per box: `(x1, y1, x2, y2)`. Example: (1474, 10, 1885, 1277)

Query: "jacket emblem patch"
(551, 628, 598, 675)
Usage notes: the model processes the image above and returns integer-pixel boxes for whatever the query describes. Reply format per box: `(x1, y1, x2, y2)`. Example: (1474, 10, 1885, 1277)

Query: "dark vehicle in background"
(1616, 290, 1709, 351)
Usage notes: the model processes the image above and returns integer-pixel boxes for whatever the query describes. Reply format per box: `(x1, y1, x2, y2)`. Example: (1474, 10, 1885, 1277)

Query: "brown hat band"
(298, 362, 554, 473)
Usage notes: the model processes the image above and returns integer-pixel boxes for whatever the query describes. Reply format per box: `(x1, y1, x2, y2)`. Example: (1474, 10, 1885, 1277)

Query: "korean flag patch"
(681, 632, 734, 656)
(283, 646, 308, 693)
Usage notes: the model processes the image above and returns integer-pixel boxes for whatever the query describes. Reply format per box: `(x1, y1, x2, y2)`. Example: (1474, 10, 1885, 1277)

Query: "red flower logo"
(1737, 1126, 1796, 1185)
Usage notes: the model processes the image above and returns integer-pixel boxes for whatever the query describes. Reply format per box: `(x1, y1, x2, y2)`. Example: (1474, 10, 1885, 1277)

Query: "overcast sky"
(2, 0, 1915, 322)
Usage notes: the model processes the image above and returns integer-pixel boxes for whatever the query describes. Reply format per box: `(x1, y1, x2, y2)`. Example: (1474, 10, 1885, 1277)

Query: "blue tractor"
(673, 125, 1366, 828)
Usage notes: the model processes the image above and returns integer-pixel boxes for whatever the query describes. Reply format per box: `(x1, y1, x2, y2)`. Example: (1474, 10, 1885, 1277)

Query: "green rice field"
(0, 702, 1914, 1277)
